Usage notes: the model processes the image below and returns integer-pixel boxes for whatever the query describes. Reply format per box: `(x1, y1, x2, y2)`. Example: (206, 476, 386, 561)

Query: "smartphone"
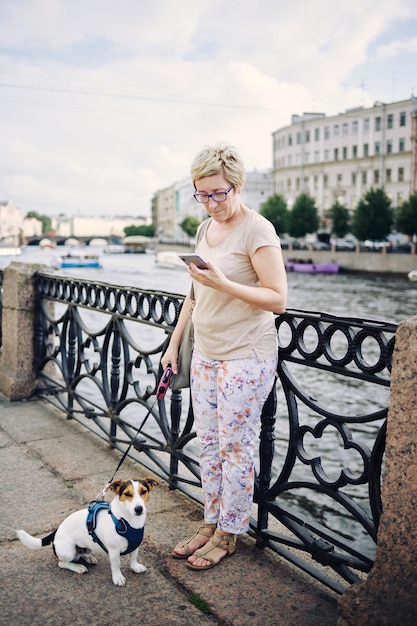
(178, 254, 209, 269)
(156, 367, 173, 399)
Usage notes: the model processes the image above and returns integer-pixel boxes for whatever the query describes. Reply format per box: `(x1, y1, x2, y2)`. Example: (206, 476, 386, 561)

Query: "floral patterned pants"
(191, 349, 278, 535)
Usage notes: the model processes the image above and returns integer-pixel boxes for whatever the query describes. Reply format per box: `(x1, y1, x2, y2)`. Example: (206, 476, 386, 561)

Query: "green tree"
(329, 201, 350, 237)
(26, 211, 51, 234)
(180, 216, 200, 238)
(259, 193, 289, 235)
(396, 193, 417, 238)
(124, 224, 155, 237)
(351, 188, 393, 241)
(288, 192, 319, 238)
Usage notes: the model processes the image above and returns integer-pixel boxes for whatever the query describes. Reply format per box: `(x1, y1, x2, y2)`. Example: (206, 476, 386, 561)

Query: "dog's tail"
(16, 529, 57, 549)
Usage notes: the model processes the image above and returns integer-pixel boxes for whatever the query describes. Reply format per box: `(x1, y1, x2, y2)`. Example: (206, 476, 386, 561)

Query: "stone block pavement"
(0, 394, 339, 626)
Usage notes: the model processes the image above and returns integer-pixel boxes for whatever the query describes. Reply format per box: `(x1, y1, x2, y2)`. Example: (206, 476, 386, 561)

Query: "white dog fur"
(17, 477, 158, 586)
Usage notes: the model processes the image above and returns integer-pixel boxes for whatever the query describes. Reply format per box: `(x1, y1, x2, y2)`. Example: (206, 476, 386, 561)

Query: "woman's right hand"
(161, 345, 179, 374)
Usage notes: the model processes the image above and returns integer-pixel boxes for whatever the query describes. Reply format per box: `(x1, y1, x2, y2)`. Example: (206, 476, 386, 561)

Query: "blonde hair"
(191, 142, 246, 191)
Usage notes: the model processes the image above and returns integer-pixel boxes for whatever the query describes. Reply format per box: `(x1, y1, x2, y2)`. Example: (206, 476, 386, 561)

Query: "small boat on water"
(155, 250, 186, 270)
(58, 251, 101, 268)
(408, 269, 417, 281)
(286, 259, 339, 274)
(0, 246, 21, 256)
(103, 244, 126, 254)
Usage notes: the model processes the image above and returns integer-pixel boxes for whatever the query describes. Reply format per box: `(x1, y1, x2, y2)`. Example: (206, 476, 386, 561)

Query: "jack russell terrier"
(17, 477, 158, 586)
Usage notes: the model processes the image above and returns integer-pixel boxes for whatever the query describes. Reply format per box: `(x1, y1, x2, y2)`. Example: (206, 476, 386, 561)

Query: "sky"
(1, 0, 417, 219)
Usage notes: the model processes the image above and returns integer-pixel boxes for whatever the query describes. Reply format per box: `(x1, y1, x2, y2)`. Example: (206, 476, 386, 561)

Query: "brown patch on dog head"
(108, 479, 123, 495)
(142, 477, 159, 491)
(108, 477, 159, 502)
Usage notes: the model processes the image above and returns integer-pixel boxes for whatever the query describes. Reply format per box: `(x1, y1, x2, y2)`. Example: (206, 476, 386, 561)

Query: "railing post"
(256, 384, 277, 533)
(337, 314, 417, 626)
(0, 262, 44, 400)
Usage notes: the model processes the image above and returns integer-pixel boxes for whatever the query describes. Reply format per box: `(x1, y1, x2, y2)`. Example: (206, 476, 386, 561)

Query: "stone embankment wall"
(283, 248, 416, 274)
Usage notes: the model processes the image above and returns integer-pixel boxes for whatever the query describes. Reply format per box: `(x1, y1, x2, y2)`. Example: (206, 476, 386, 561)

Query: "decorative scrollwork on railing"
(253, 309, 396, 592)
(33, 272, 398, 594)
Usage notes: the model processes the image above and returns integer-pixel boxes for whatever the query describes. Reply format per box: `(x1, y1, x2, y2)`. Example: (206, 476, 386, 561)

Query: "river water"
(4, 244, 416, 323)
(3, 245, 416, 553)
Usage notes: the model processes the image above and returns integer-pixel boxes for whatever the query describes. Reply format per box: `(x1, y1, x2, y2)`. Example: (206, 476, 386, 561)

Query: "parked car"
(312, 241, 331, 250)
(363, 239, 390, 250)
(330, 235, 357, 251)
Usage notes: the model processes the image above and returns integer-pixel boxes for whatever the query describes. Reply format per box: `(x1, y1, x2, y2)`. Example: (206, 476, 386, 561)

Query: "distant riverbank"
(282, 248, 416, 276)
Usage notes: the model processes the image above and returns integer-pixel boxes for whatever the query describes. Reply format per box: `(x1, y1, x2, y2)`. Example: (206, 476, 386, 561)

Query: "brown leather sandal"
(186, 529, 237, 570)
(171, 523, 216, 560)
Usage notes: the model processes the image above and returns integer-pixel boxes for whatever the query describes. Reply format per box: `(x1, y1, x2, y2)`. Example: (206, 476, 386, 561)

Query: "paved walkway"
(0, 394, 339, 626)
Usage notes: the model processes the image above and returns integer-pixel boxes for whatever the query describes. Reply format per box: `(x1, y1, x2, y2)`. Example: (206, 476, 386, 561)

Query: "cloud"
(0, 0, 416, 216)
(376, 37, 417, 60)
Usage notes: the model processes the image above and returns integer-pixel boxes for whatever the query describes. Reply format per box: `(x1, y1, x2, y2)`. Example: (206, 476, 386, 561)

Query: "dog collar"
(86, 501, 144, 555)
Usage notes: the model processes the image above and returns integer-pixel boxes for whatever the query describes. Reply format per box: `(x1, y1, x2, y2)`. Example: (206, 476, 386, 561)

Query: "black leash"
(96, 367, 173, 500)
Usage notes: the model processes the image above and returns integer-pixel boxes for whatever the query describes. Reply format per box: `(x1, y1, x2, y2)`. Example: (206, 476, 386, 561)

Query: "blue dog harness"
(86, 501, 144, 555)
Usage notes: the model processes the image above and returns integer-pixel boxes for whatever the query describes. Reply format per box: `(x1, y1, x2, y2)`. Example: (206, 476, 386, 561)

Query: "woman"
(161, 142, 287, 570)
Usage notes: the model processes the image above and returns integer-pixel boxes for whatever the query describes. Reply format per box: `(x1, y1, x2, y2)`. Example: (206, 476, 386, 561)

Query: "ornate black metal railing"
(33, 271, 397, 594)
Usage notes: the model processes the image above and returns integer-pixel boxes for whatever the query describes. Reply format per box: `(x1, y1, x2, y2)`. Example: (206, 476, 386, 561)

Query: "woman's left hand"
(187, 262, 228, 290)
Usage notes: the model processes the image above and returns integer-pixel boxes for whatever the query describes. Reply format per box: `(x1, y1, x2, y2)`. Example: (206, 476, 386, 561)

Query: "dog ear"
(108, 479, 123, 494)
(143, 477, 159, 491)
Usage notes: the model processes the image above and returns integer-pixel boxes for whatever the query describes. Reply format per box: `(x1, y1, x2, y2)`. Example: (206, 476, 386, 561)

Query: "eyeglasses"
(193, 184, 234, 204)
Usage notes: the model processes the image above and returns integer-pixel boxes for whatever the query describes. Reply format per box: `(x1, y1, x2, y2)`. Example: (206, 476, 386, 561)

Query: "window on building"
(386, 140, 392, 154)
(288, 134, 292, 146)
(314, 150, 319, 162)
(352, 145, 358, 158)
(314, 175, 319, 190)
(324, 149, 329, 161)
(296, 132, 301, 144)
(386, 169, 392, 183)
(343, 147, 348, 159)
(334, 125, 339, 136)
(363, 143, 369, 157)
(362, 171, 367, 184)
(324, 174, 328, 188)
(305, 152, 309, 163)
(375, 117, 381, 131)
(305, 130, 310, 143)
(400, 111, 406, 126)
(352, 172, 357, 185)
(397, 192, 404, 205)
(287, 155, 292, 166)
(334, 148, 339, 160)
(314, 128, 320, 141)
(324, 126, 330, 140)
(399, 138, 405, 152)
(352, 120, 358, 134)
(337, 173, 343, 184)
(398, 167, 404, 182)
(387, 114, 393, 129)
(296, 177, 300, 190)
(342, 123, 348, 135)
(287, 178, 291, 190)
(374, 170, 380, 184)
(363, 118, 370, 132)
(374, 142, 381, 155)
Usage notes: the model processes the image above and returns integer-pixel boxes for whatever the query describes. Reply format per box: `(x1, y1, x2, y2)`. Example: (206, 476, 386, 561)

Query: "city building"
(0, 201, 23, 245)
(271, 97, 417, 217)
(53, 215, 149, 238)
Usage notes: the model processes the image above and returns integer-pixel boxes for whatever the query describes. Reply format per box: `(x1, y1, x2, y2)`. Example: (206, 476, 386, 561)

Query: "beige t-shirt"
(193, 210, 281, 361)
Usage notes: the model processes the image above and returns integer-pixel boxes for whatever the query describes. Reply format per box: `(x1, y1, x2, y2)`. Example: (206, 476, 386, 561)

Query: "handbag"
(169, 221, 207, 390)
(169, 284, 195, 390)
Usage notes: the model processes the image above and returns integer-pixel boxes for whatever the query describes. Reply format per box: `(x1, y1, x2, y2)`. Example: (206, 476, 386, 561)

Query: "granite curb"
(0, 395, 339, 626)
